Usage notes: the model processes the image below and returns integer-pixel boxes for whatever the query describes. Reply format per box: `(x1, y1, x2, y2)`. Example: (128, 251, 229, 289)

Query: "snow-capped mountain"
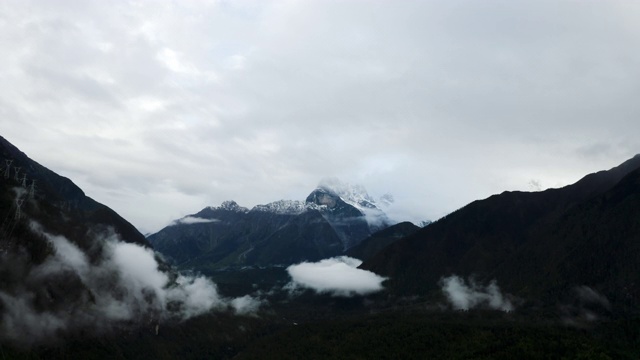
(312, 178, 392, 233)
(148, 180, 394, 270)
(251, 179, 390, 219)
(207, 200, 249, 213)
(316, 178, 384, 212)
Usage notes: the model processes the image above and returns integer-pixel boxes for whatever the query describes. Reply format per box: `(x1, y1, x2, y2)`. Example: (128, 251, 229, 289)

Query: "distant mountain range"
(147, 180, 401, 272)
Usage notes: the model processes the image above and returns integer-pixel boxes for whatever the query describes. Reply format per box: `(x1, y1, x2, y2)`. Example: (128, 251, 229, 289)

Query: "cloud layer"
(440, 275, 513, 312)
(1, 1, 640, 232)
(286, 256, 386, 297)
(172, 216, 219, 226)
(0, 222, 261, 345)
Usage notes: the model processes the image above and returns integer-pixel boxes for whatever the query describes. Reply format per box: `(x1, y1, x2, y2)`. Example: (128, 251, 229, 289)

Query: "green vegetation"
(2, 309, 638, 359)
(238, 311, 640, 360)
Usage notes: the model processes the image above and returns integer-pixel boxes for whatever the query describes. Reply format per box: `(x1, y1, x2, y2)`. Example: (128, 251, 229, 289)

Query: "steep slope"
(345, 221, 420, 262)
(0, 136, 248, 348)
(363, 155, 640, 308)
(496, 166, 640, 305)
(0, 136, 148, 250)
(147, 201, 254, 267)
(243, 209, 343, 266)
(0, 136, 158, 344)
(313, 178, 392, 234)
(305, 188, 372, 249)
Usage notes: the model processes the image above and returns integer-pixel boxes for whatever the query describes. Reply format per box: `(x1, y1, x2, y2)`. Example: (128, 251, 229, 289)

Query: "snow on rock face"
(251, 199, 328, 215)
(201, 180, 390, 220)
(252, 200, 309, 215)
(317, 178, 377, 211)
(314, 178, 392, 231)
(306, 188, 340, 208)
(207, 200, 249, 213)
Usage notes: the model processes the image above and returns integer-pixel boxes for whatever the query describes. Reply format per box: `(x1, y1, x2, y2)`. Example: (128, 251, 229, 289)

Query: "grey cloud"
(440, 275, 514, 312)
(172, 216, 220, 225)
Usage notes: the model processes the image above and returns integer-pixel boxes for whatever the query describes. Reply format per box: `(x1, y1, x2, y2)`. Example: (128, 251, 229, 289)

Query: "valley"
(1, 135, 639, 358)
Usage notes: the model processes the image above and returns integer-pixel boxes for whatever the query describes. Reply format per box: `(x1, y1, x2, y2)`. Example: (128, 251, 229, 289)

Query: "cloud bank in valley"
(286, 256, 386, 297)
(0, 222, 262, 345)
(440, 275, 513, 312)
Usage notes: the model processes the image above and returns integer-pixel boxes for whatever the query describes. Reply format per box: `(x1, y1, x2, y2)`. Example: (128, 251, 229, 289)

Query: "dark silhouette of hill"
(0, 135, 148, 249)
(346, 221, 419, 262)
(0, 136, 158, 346)
(0, 137, 149, 246)
(363, 155, 640, 310)
(496, 166, 640, 306)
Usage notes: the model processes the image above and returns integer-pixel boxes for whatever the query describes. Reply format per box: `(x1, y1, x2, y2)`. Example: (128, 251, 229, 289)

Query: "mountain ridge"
(0, 135, 148, 248)
(148, 181, 395, 271)
(362, 154, 640, 311)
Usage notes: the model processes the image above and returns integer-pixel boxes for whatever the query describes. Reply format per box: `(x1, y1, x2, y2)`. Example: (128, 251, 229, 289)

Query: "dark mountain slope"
(147, 201, 257, 266)
(346, 221, 419, 262)
(305, 188, 373, 248)
(0, 135, 148, 249)
(495, 167, 640, 305)
(0, 136, 172, 346)
(244, 209, 343, 266)
(363, 155, 640, 305)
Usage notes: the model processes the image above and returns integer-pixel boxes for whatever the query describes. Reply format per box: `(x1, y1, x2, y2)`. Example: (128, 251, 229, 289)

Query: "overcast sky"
(1, 0, 639, 234)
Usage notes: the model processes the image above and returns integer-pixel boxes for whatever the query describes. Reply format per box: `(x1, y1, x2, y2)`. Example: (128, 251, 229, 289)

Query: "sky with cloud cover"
(1, 0, 639, 233)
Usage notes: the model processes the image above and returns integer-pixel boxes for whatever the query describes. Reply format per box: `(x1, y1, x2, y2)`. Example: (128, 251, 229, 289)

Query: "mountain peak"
(317, 178, 376, 209)
(314, 178, 384, 213)
(208, 200, 249, 213)
(306, 187, 341, 208)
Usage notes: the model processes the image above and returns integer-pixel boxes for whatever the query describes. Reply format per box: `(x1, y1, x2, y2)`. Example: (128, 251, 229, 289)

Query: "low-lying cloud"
(0, 221, 261, 345)
(561, 286, 612, 324)
(286, 256, 386, 297)
(440, 275, 513, 312)
(230, 295, 264, 316)
(172, 216, 219, 225)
